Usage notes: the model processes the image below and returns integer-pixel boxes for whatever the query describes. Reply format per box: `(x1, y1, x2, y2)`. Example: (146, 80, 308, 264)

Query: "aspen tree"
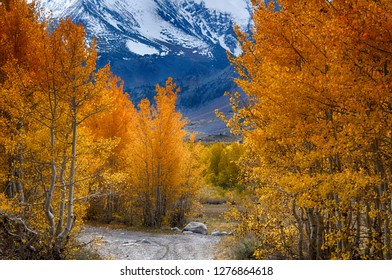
(127, 78, 196, 227)
(0, 0, 43, 202)
(85, 74, 135, 222)
(1, 2, 119, 258)
(224, 0, 392, 259)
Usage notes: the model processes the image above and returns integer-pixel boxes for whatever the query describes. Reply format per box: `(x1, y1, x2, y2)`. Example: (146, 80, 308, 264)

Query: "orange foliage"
(0, 1, 204, 260)
(126, 78, 201, 227)
(224, 0, 392, 259)
(0, 1, 124, 258)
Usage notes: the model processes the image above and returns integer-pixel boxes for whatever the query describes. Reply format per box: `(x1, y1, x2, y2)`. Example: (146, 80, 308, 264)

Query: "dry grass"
(198, 203, 235, 234)
(200, 204, 256, 260)
(197, 203, 239, 260)
(186, 203, 237, 234)
(198, 185, 230, 205)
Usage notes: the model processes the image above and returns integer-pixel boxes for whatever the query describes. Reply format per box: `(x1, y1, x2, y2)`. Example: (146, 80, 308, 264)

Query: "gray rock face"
(182, 222, 208, 235)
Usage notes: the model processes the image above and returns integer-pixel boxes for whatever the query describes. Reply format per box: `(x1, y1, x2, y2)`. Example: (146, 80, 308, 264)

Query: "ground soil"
(77, 226, 222, 260)
(77, 204, 233, 260)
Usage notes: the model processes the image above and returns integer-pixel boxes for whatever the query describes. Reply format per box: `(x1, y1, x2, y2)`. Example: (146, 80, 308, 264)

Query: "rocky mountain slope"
(39, 0, 253, 137)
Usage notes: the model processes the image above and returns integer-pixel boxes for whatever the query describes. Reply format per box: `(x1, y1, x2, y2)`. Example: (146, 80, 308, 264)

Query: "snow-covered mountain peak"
(36, 0, 255, 136)
(38, 0, 252, 57)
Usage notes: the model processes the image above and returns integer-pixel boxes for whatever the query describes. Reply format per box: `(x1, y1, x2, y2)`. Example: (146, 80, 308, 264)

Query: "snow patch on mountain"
(126, 40, 160, 56)
(195, 0, 251, 27)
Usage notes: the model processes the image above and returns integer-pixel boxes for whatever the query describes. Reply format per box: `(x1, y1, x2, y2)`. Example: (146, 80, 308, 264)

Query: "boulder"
(211, 229, 228, 236)
(171, 227, 181, 232)
(182, 222, 208, 235)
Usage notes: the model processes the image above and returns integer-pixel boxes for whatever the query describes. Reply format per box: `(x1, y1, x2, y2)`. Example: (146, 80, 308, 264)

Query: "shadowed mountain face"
(39, 0, 253, 136)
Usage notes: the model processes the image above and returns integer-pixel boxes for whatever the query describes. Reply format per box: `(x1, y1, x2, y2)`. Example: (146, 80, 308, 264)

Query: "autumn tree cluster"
(88, 78, 203, 228)
(0, 0, 201, 259)
(224, 0, 392, 259)
(204, 142, 244, 190)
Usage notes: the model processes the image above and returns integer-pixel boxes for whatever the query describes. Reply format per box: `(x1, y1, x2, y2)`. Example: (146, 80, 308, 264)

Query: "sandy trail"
(77, 226, 222, 260)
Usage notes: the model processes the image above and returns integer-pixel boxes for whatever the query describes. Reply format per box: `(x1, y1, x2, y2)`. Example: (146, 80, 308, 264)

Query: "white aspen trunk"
(365, 202, 373, 257)
(306, 208, 317, 259)
(353, 206, 361, 259)
(45, 124, 56, 237)
(374, 139, 389, 258)
(333, 194, 343, 256)
(316, 210, 324, 260)
(292, 200, 304, 259)
(66, 104, 77, 233)
(55, 154, 67, 236)
(58, 97, 77, 241)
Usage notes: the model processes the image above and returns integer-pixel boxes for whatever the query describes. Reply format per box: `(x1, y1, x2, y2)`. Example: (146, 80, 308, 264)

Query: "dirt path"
(77, 226, 222, 260)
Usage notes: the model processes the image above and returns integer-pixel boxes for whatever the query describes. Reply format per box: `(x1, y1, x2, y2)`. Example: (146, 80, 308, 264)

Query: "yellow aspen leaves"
(125, 78, 200, 227)
(225, 0, 392, 259)
(0, 4, 124, 257)
(1, 2, 204, 259)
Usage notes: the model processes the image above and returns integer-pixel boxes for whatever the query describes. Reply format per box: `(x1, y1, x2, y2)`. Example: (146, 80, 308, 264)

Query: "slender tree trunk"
(333, 194, 342, 256)
(15, 121, 25, 203)
(353, 205, 361, 259)
(155, 162, 162, 227)
(316, 210, 324, 260)
(292, 200, 304, 259)
(373, 139, 388, 258)
(381, 182, 391, 259)
(7, 118, 26, 202)
(45, 123, 56, 237)
(57, 97, 77, 246)
(365, 201, 373, 257)
(307, 208, 317, 259)
(56, 153, 67, 236)
(66, 108, 77, 232)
